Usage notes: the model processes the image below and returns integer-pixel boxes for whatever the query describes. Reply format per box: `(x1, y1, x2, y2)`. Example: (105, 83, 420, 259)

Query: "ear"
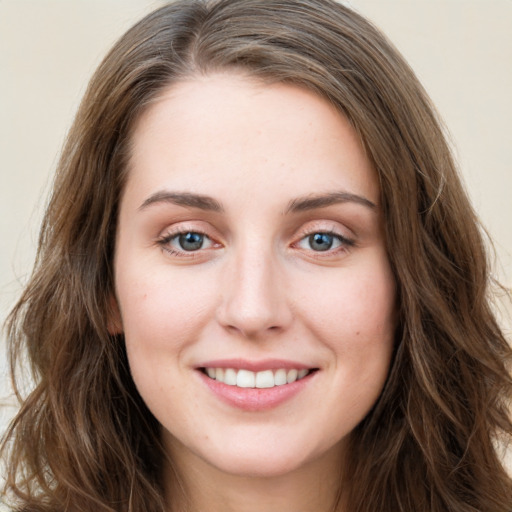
(107, 293, 123, 335)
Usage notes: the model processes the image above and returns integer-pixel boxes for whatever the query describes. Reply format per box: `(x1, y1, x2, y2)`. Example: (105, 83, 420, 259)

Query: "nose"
(216, 246, 292, 338)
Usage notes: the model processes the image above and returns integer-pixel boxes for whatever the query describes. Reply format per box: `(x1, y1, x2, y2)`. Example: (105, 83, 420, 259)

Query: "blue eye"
(296, 231, 350, 252)
(308, 233, 335, 251)
(177, 232, 207, 251)
(160, 231, 214, 253)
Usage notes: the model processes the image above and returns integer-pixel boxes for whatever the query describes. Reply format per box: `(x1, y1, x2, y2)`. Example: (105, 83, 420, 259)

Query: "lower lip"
(198, 371, 316, 411)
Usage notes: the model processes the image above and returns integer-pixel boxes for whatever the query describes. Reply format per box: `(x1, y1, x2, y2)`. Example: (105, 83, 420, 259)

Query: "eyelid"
(155, 222, 223, 258)
(291, 221, 356, 256)
(157, 220, 219, 240)
(154, 220, 356, 260)
(293, 220, 355, 242)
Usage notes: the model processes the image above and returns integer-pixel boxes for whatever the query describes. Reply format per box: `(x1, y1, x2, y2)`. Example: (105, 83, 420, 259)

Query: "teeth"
(255, 370, 274, 388)
(274, 369, 287, 386)
(224, 368, 237, 386)
(204, 367, 312, 388)
(298, 369, 308, 379)
(237, 369, 255, 388)
(286, 369, 298, 383)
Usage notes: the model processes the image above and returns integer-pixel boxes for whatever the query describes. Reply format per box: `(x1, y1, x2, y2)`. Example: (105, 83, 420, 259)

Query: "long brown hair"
(2, 1, 511, 510)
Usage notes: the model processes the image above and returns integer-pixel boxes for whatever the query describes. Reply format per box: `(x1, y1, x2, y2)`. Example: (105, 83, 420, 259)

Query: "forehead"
(124, 73, 379, 209)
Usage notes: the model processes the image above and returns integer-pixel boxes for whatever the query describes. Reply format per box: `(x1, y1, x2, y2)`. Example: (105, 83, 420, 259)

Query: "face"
(113, 73, 396, 479)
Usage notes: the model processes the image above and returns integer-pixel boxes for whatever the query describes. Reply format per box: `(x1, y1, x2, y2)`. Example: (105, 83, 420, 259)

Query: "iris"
(308, 233, 334, 251)
(179, 232, 204, 251)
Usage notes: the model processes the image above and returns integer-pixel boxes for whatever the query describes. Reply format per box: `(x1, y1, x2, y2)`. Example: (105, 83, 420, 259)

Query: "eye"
(306, 233, 336, 251)
(158, 231, 215, 254)
(295, 231, 352, 252)
(175, 232, 209, 251)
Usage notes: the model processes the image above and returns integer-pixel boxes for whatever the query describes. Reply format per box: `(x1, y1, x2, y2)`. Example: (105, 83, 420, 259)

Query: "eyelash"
(293, 230, 355, 256)
(156, 227, 355, 259)
(156, 230, 217, 258)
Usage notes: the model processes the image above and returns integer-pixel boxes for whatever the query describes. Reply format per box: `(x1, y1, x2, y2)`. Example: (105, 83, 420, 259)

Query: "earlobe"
(107, 294, 123, 335)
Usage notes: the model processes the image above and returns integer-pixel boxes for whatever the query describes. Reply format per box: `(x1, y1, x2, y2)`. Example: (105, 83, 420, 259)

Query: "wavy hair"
(2, 0, 511, 510)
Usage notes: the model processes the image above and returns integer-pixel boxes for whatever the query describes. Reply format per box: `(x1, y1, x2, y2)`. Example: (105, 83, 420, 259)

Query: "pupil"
(309, 233, 333, 251)
(179, 232, 203, 251)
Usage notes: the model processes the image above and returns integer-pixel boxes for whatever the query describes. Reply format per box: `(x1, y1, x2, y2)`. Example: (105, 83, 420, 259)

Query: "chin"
(198, 434, 343, 480)
(208, 452, 312, 479)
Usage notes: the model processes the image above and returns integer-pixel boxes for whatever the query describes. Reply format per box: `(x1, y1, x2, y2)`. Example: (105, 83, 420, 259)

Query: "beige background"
(1, 0, 511, 466)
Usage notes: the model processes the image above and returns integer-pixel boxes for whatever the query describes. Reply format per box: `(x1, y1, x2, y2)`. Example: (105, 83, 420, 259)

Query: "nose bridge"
(217, 239, 290, 337)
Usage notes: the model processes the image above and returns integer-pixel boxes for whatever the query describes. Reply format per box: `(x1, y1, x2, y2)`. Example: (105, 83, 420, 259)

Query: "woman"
(1, 0, 511, 511)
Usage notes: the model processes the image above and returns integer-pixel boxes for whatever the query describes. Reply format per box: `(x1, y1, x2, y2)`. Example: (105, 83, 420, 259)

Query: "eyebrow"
(138, 191, 224, 212)
(138, 189, 376, 215)
(284, 191, 377, 214)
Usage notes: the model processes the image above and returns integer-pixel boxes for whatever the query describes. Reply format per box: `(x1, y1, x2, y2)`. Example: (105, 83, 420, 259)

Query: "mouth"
(200, 367, 318, 389)
(196, 359, 320, 411)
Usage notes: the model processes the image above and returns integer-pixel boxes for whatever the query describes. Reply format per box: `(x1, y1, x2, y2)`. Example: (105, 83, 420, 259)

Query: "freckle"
(356, 331, 360, 336)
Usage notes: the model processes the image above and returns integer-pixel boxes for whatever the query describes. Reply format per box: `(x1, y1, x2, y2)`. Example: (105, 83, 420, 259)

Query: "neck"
(163, 439, 346, 512)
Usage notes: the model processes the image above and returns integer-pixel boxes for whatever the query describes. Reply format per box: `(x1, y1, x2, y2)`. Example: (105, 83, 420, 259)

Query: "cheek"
(115, 263, 218, 355)
(320, 262, 396, 414)
(115, 265, 218, 415)
(294, 257, 396, 348)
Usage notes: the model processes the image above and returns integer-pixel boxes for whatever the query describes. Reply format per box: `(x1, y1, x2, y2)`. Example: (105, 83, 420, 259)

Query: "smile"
(202, 367, 313, 388)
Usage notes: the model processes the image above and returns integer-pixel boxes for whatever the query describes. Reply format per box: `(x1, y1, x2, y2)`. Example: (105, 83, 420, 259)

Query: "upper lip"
(196, 358, 316, 372)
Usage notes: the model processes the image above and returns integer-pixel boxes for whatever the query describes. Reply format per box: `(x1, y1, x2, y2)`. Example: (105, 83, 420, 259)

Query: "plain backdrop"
(1, 0, 511, 467)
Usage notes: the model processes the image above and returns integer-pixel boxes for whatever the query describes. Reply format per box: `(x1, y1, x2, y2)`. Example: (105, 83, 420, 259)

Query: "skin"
(112, 73, 396, 512)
